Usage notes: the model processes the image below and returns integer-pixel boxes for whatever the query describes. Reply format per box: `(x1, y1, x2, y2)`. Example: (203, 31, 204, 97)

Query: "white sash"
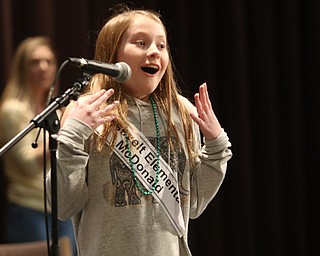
(97, 125, 186, 237)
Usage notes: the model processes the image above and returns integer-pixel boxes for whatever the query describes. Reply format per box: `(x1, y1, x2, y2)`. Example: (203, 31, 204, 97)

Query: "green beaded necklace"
(124, 96, 161, 195)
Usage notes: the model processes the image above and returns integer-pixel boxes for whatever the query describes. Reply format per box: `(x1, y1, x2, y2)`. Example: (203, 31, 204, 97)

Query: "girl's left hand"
(190, 83, 222, 140)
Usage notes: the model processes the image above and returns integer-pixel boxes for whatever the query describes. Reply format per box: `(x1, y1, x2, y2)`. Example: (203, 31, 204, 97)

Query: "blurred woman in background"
(0, 36, 76, 255)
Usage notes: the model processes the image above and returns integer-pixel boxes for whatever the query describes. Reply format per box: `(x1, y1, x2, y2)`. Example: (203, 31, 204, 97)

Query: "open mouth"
(141, 64, 159, 75)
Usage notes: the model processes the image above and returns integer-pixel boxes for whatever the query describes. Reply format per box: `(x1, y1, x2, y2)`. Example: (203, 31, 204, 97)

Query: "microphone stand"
(0, 74, 91, 256)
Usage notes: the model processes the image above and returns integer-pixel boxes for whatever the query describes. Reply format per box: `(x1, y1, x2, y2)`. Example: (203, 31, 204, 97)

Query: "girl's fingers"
(96, 100, 120, 118)
(198, 83, 212, 113)
(192, 83, 222, 140)
(83, 89, 107, 105)
(90, 89, 115, 109)
(65, 88, 119, 130)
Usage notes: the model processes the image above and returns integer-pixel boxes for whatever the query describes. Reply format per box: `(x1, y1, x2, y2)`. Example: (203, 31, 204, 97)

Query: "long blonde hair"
(88, 7, 197, 164)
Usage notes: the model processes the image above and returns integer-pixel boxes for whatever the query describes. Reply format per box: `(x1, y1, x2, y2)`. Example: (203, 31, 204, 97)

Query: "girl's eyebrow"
(129, 31, 166, 39)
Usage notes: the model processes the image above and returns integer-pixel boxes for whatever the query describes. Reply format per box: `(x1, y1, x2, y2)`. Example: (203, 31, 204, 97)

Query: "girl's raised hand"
(62, 89, 119, 130)
(190, 83, 222, 140)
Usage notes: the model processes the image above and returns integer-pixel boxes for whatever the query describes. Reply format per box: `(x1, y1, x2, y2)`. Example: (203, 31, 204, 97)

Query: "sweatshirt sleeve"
(46, 118, 93, 220)
(189, 129, 232, 219)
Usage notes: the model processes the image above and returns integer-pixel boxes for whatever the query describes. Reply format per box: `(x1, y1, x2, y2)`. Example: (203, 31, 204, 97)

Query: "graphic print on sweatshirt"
(109, 136, 188, 207)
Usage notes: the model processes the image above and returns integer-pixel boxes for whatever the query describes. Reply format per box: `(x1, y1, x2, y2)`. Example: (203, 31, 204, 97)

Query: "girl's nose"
(147, 44, 160, 59)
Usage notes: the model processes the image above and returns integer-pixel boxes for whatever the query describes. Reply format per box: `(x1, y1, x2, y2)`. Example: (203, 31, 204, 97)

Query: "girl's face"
(116, 15, 169, 101)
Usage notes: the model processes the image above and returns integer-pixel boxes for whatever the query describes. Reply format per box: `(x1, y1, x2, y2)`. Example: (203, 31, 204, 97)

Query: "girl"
(47, 7, 232, 256)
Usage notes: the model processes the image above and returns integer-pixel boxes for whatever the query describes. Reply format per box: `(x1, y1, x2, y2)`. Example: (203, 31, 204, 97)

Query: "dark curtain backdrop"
(1, 0, 319, 255)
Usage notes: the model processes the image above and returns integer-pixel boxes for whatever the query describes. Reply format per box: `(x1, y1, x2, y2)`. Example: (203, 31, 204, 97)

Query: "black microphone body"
(69, 57, 131, 83)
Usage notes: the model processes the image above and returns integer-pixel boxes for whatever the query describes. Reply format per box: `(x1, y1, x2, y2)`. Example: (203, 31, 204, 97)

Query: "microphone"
(68, 57, 132, 83)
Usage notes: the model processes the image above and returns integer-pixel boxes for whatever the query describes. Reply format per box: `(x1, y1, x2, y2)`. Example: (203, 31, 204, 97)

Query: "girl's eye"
(137, 41, 145, 46)
(159, 43, 166, 49)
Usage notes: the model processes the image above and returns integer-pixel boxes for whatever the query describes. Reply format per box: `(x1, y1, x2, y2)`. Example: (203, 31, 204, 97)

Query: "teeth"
(141, 64, 159, 75)
(143, 64, 158, 70)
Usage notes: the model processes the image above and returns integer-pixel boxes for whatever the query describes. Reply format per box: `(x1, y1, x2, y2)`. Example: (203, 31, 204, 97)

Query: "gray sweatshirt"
(46, 96, 232, 256)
